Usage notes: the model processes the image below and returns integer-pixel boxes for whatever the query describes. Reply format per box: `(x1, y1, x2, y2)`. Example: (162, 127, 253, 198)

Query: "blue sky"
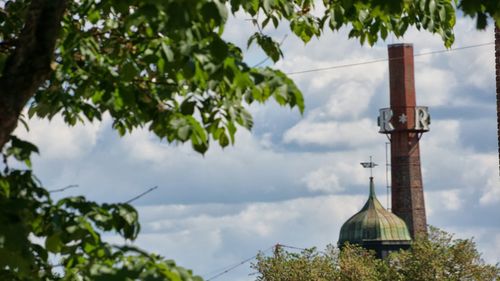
(16, 12, 500, 281)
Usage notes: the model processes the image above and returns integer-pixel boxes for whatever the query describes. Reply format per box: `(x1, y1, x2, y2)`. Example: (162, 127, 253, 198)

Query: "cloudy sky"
(16, 9, 500, 281)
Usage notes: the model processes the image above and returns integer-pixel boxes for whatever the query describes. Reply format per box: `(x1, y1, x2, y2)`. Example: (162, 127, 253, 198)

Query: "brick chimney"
(495, 26, 500, 174)
(378, 44, 428, 238)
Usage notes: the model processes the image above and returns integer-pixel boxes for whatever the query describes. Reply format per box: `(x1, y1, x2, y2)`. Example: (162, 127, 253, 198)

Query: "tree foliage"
(253, 246, 338, 280)
(0, 0, 464, 153)
(1, 0, 499, 280)
(0, 138, 203, 281)
(253, 227, 500, 281)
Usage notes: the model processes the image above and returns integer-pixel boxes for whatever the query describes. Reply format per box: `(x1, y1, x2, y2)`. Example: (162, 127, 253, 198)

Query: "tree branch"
(0, 0, 67, 150)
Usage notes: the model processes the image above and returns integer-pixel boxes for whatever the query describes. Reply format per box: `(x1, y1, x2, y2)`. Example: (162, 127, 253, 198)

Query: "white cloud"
(477, 157, 500, 206)
(315, 81, 376, 119)
(131, 194, 365, 279)
(480, 175, 500, 206)
(120, 128, 191, 169)
(489, 233, 500, 263)
(302, 168, 341, 193)
(451, 18, 495, 89)
(418, 119, 499, 207)
(427, 189, 463, 212)
(416, 67, 457, 106)
(14, 114, 103, 160)
(283, 118, 379, 148)
(301, 162, 371, 194)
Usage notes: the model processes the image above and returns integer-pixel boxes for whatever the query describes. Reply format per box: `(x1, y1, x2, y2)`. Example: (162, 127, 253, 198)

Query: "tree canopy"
(1, 0, 499, 280)
(0, 0, 473, 153)
(252, 227, 500, 281)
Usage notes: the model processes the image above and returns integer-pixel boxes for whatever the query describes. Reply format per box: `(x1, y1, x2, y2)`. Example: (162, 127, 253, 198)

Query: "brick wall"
(496, 26, 500, 175)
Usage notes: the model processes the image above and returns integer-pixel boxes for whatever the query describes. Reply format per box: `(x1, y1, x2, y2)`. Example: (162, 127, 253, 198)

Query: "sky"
(15, 9, 500, 281)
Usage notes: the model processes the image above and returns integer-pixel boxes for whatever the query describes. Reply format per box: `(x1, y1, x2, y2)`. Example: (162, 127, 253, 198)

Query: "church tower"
(338, 160, 411, 258)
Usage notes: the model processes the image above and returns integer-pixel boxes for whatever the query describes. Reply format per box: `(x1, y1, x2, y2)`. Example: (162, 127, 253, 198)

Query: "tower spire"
(369, 176, 375, 198)
(339, 159, 412, 258)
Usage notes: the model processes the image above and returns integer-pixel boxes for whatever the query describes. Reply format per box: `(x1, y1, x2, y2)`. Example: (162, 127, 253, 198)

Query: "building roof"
(338, 177, 411, 246)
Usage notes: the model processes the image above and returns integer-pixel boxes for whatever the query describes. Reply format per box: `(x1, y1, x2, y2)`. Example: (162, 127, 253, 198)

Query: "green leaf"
(235, 108, 253, 129)
(201, 1, 228, 25)
(88, 10, 101, 24)
(161, 42, 174, 62)
(180, 100, 196, 115)
(121, 62, 138, 82)
(262, 16, 271, 28)
(219, 131, 229, 147)
(439, 6, 446, 21)
(0, 178, 10, 197)
(380, 26, 388, 40)
(476, 12, 487, 29)
(45, 233, 63, 253)
(6, 136, 39, 167)
(0, 52, 8, 73)
(429, 0, 436, 14)
(291, 18, 314, 43)
(256, 34, 282, 62)
(210, 36, 229, 60)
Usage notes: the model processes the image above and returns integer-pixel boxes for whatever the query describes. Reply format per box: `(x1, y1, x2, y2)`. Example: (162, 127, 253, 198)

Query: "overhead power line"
(49, 184, 78, 193)
(125, 186, 158, 204)
(205, 245, 275, 281)
(204, 243, 316, 281)
(284, 41, 494, 75)
(277, 244, 308, 251)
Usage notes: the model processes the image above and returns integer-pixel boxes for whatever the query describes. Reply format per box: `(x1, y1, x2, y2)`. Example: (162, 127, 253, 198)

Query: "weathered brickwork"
(388, 44, 428, 238)
(495, 26, 500, 174)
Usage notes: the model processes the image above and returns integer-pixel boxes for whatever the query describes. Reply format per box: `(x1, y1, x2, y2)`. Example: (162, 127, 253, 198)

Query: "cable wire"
(205, 245, 275, 281)
(285, 41, 494, 75)
(48, 184, 78, 193)
(204, 243, 333, 280)
(277, 244, 308, 251)
(125, 186, 158, 204)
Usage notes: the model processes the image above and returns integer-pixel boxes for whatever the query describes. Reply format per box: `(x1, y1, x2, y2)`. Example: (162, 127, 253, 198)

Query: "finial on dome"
(360, 156, 378, 178)
(369, 176, 375, 198)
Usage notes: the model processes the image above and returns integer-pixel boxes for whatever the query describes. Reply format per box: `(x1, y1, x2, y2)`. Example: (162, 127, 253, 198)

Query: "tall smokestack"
(378, 44, 429, 238)
(495, 26, 500, 174)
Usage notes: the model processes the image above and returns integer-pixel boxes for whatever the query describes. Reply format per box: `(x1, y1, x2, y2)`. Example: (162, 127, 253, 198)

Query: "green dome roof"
(338, 177, 411, 246)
